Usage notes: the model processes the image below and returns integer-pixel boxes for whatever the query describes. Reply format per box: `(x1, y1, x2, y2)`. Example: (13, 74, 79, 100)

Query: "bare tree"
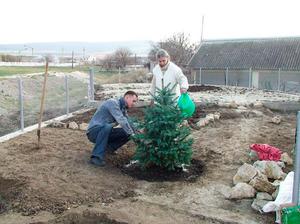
(148, 32, 199, 68)
(114, 47, 132, 68)
(101, 54, 115, 70)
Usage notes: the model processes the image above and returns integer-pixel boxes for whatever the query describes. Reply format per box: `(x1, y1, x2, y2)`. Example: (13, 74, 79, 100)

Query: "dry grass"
(94, 68, 152, 84)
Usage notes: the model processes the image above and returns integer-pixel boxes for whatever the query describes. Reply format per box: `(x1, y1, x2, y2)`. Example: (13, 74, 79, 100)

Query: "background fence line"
(191, 67, 300, 93)
(2, 66, 300, 138)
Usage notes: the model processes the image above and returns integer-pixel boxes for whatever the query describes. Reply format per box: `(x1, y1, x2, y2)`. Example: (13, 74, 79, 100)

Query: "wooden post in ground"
(37, 61, 49, 149)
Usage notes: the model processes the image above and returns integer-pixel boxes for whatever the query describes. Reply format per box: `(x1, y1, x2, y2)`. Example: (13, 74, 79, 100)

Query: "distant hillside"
(0, 41, 153, 56)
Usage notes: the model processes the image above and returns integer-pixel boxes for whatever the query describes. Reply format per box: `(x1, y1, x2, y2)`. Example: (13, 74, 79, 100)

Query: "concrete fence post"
(225, 68, 229, 86)
(199, 67, 202, 85)
(278, 68, 281, 91)
(65, 75, 69, 115)
(292, 111, 300, 205)
(88, 67, 94, 101)
(248, 68, 252, 88)
(18, 77, 24, 131)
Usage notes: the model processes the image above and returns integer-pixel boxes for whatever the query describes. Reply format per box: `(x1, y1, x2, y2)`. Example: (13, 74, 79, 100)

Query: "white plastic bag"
(263, 171, 294, 213)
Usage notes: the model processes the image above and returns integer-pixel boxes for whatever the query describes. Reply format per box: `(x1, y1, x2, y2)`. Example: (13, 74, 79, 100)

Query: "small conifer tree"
(132, 85, 193, 170)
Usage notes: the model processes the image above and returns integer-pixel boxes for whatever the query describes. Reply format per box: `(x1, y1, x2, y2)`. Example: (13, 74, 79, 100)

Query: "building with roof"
(188, 37, 300, 92)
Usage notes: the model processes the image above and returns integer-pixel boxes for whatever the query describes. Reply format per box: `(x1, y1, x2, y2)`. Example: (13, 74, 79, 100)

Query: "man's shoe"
(89, 157, 106, 167)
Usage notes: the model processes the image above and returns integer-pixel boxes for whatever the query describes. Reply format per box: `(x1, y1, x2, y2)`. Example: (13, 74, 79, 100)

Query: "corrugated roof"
(188, 37, 300, 70)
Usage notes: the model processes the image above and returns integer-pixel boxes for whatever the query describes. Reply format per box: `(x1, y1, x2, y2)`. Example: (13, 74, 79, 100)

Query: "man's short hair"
(156, 49, 170, 59)
(124, 90, 138, 98)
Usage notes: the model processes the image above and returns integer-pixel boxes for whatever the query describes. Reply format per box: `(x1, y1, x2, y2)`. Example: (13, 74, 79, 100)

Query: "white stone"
(281, 152, 293, 165)
(68, 121, 79, 129)
(256, 192, 273, 201)
(249, 175, 276, 194)
(233, 163, 257, 185)
(229, 183, 256, 200)
(253, 101, 263, 108)
(253, 160, 286, 180)
(206, 114, 215, 122)
(213, 112, 221, 120)
(251, 199, 270, 212)
(271, 116, 281, 124)
(79, 123, 89, 131)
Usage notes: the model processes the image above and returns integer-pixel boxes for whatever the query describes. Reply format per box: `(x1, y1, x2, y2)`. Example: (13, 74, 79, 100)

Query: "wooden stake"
(37, 61, 49, 148)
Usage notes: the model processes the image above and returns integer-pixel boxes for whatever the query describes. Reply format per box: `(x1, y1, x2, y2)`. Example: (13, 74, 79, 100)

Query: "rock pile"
(227, 154, 293, 213)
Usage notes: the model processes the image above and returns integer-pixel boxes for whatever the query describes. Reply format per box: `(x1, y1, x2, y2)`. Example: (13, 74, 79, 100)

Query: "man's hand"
(180, 88, 187, 94)
(134, 128, 144, 135)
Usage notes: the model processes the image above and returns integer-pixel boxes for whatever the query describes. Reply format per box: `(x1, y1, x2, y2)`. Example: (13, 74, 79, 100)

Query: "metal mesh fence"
(190, 68, 300, 93)
(0, 77, 20, 136)
(0, 66, 152, 138)
(0, 73, 89, 137)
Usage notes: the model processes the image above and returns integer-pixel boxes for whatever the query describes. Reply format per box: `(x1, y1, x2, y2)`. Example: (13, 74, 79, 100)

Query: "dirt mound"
(0, 176, 25, 214)
(48, 212, 128, 224)
(0, 128, 137, 216)
(121, 159, 204, 182)
(188, 85, 223, 92)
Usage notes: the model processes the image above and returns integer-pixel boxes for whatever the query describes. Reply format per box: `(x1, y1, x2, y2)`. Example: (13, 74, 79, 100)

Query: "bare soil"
(0, 101, 296, 223)
(121, 159, 204, 182)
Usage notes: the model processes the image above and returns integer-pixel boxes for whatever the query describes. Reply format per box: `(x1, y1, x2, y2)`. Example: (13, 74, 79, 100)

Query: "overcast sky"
(1, 0, 300, 44)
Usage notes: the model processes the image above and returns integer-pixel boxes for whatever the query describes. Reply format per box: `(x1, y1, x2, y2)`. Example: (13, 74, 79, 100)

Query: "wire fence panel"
(23, 75, 47, 128)
(42, 75, 68, 123)
(67, 74, 89, 113)
(227, 70, 250, 87)
(259, 71, 279, 91)
(201, 70, 226, 85)
(281, 71, 300, 93)
(0, 77, 20, 136)
(0, 72, 90, 138)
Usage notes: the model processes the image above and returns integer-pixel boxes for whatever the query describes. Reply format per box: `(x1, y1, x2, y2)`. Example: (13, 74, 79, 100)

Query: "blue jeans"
(87, 124, 130, 160)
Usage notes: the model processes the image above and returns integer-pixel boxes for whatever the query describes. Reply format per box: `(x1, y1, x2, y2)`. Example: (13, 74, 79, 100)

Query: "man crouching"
(86, 91, 138, 167)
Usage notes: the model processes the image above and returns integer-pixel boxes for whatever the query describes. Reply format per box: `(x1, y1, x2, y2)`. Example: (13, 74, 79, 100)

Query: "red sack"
(250, 144, 282, 161)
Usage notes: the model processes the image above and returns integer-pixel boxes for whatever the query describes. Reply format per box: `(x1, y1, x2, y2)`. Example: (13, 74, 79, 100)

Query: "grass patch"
(0, 65, 150, 83)
(0, 66, 89, 77)
(93, 68, 149, 84)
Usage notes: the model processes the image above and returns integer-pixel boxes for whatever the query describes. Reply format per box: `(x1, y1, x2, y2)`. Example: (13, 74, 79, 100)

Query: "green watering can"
(178, 93, 196, 118)
(281, 205, 300, 224)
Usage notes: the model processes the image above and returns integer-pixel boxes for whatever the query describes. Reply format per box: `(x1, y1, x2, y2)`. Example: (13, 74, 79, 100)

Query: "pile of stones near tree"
(195, 99, 282, 129)
(227, 153, 293, 212)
